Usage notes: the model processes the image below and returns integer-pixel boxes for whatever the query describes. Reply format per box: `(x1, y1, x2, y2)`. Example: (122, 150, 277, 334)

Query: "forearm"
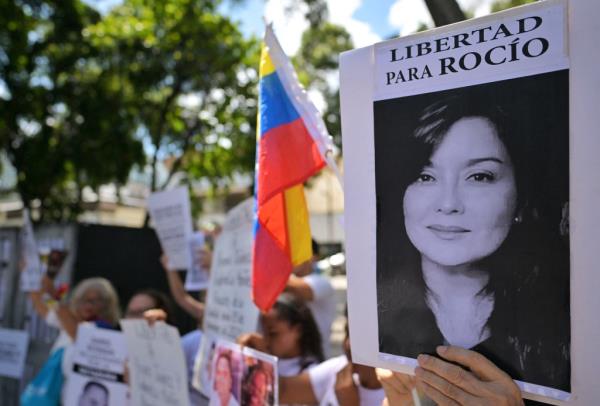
(284, 274, 314, 301)
(28, 291, 49, 319)
(56, 305, 78, 340)
(279, 374, 318, 405)
(165, 271, 204, 320)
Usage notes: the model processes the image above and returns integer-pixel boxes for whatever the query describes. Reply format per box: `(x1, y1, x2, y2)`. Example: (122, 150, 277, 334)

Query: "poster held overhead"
(147, 186, 194, 270)
(340, 0, 570, 403)
(185, 231, 210, 291)
(20, 209, 43, 292)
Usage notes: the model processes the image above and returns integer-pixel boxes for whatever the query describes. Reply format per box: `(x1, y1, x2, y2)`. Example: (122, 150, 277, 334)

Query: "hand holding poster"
(341, 0, 570, 403)
(20, 209, 43, 292)
(0, 328, 29, 379)
(64, 323, 128, 406)
(121, 319, 190, 406)
(147, 186, 194, 270)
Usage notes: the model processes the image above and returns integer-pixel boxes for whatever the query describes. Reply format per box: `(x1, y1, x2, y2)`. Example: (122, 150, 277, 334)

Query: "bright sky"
(83, 0, 500, 56)
(221, 0, 499, 55)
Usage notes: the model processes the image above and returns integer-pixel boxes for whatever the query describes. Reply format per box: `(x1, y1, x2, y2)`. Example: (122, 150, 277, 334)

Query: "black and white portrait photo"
(374, 70, 570, 392)
(77, 380, 110, 406)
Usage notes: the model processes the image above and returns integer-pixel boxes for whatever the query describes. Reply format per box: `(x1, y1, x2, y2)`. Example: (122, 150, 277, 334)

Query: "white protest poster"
(192, 198, 259, 395)
(147, 186, 194, 270)
(20, 209, 43, 292)
(340, 1, 570, 403)
(185, 231, 210, 291)
(0, 328, 29, 379)
(64, 323, 128, 406)
(120, 319, 190, 406)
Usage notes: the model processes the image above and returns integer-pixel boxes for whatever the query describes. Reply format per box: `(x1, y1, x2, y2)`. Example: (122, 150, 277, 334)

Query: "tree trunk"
(424, 0, 466, 26)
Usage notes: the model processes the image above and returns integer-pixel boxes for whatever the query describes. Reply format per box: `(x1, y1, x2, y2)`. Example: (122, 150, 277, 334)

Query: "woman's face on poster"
(403, 117, 517, 267)
(215, 356, 233, 398)
(248, 370, 268, 406)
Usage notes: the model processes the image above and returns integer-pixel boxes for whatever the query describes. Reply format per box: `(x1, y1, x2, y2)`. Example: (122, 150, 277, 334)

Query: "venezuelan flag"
(252, 26, 326, 311)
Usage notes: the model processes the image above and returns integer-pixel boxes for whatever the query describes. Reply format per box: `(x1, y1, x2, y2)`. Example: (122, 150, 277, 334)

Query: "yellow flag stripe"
(284, 184, 312, 266)
(259, 45, 276, 78)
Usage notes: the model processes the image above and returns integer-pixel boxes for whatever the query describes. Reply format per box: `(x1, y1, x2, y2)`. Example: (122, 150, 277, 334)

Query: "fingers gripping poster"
(340, 1, 570, 403)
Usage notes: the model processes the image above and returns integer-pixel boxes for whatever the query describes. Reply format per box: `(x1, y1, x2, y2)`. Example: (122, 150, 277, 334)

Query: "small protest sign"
(20, 210, 43, 292)
(185, 231, 210, 291)
(147, 186, 194, 270)
(0, 328, 29, 379)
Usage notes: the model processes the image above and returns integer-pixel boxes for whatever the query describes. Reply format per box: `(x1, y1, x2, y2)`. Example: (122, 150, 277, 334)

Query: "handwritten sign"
(121, 319, 190, 406)
(203, 198, 258, 339)
(147, 186, 194, 270)
(20, 209, 43, 292)
(0, 328, 29, 379)
(192, 198, 259, 395)
(184, 231, 210, 291)
(64, 323, 128, 406)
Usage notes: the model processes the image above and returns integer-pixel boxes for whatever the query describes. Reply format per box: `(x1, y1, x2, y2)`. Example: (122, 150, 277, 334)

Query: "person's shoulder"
(303, 273, 334, 294)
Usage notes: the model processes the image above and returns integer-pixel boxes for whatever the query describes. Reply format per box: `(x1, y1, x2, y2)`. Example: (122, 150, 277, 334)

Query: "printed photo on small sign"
(121, 319, 190, 406)
(64, 323, 128, 406)
(209, 340, 243, 406)
(147, 186, 194, 270)
(185, 231, 210, 291)
(340, 0, 570, 403)
(0, 328, 29, 379)
(241, 346, 278, 406)
(208, 340, 278, 406)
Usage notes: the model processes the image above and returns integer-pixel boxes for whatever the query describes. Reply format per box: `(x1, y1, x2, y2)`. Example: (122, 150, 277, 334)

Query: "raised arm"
(160, 254, 205, 320)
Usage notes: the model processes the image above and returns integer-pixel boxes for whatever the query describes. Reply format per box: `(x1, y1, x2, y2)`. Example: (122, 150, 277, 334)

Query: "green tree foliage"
(1, 0, 259, 222)
(0, 1, 145, 221)
(492, 0, 537, 13)
(294, 22, 353, 146)
(87, 0, 259, 198)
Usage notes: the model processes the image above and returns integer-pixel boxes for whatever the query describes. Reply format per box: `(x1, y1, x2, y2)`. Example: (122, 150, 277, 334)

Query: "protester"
(285, 239, 336, 357)
(125, 288, 176, 325)
(278, 320, 384, 406)
(238, 293, 324, 376)
(26, 274, 120, 348)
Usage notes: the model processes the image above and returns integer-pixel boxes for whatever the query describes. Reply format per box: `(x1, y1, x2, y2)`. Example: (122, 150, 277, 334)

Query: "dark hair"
(80, 380, 109, 403)
(272, 293, 324, 368)
(130, 288, 176, 325)
(375, 71, 570, 391)
(241, 363, 273, 405)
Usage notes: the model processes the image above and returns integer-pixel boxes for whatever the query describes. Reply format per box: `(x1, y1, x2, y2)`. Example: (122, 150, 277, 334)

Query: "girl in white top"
(279, 323, 385, 406)
(239, 293, 324, 375)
